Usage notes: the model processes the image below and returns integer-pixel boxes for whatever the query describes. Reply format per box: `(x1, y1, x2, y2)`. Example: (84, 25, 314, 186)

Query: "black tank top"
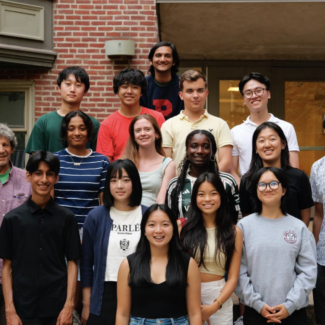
(127, 252, 190, 318)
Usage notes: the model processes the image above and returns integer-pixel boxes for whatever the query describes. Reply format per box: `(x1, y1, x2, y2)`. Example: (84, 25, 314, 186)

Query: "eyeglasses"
(257, 181, 280, 192)
(243, 88, 266, 99)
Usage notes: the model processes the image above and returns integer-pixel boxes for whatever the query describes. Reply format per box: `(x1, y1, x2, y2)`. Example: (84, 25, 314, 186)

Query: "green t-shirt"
(25, 110, 100, 154)
(0, 166, 11, 184)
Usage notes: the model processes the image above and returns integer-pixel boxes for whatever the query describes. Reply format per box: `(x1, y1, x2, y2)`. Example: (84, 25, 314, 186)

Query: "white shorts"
(201, 278, 233, 325)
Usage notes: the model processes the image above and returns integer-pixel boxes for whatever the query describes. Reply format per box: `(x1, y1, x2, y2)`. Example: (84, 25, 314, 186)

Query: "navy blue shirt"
(81, 205, 147, 316)
(140, 75, 184, 120)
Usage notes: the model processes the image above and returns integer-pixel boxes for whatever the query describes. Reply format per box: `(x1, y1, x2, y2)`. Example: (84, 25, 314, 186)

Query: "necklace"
(70, 155, 84, 166)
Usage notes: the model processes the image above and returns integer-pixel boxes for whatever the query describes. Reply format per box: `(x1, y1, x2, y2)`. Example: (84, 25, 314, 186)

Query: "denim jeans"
(129, 315, 189, 325)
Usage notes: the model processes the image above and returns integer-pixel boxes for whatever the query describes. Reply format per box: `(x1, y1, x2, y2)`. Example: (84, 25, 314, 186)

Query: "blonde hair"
(123, 114, 165, 167)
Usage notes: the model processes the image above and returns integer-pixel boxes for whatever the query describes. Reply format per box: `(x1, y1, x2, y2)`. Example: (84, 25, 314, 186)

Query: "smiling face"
(109, 168, 133, 205)
(256, 127, 285, 167)
(243, 79, 270, 114)
(133, 118, 157, 148)
(150, 46, 174, 74)
(117, 83, 142, 107)
(145, 209, 173, 248)
(196, 181, 221, 217)
(187, 133, 212, 167)
(179, 78, 208, 114)
(67, 115, 88, 149)
(26, 161, 59, 199)
(0, 136, 14, 174)
(257, 170, 286, 208)
(58, 73, 87, 105)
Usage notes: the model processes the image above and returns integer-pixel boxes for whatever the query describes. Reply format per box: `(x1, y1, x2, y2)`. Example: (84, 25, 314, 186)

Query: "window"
(0, 81, 35, 168)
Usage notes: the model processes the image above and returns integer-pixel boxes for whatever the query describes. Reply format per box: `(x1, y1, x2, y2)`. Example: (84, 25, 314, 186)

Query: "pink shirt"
(0, 162, 31, 283)
(96, 107, 165, 161)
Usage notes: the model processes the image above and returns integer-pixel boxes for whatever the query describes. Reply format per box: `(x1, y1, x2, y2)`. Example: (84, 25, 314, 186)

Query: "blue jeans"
(129, 315, 189, 325)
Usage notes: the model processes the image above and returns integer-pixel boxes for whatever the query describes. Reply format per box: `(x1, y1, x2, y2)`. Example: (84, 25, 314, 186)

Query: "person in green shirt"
(26, 66, 100, 154)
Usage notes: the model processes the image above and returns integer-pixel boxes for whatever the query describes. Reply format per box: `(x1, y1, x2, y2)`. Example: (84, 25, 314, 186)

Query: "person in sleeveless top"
(116, 204, 201, 325)
(81, 159, 147, 325)
(124, 114, 176, 206)
(181, 173, 243, 325)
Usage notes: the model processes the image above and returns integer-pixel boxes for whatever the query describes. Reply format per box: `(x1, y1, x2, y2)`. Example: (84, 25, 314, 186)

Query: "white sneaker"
(234, 316, 244, 325)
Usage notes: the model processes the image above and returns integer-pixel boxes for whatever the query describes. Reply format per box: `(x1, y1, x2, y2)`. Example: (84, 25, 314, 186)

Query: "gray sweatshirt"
(235, 213, 317, 315)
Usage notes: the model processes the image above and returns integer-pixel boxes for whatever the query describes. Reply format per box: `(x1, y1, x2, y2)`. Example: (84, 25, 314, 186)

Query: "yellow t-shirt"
(161, 110, 233, 169)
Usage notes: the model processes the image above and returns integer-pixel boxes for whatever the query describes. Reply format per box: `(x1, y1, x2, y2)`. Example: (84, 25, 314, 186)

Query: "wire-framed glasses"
(257, 181, 280, 192)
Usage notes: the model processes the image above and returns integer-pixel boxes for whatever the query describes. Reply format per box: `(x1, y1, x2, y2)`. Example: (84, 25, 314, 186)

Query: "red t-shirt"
(96, 107, 165, 161)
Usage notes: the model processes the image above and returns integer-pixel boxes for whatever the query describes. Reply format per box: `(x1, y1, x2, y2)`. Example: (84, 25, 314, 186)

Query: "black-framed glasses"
(243, 87, 266, 99)
(257, 181, 280, 192)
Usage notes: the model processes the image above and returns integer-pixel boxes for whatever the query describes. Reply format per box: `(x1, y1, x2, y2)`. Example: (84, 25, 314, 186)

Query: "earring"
(211, 155, 215, 162)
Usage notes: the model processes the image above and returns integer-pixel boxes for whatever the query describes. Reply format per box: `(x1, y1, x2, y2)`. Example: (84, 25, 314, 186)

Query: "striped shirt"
(166, 172, 240, 220)
(54, 149, 110, 227)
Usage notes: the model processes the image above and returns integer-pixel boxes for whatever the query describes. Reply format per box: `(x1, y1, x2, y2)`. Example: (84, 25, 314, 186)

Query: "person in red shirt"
(96, 69, 165, 162)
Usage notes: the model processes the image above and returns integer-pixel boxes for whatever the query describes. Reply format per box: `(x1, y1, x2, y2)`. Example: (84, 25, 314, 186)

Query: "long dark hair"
(243, 122, 291, 183)
(129, 204, 187, 288)
(250, 167, 288, 215)
(172, 130, 218, 214)
(181, 173, 235, 272)
(103, 159, 142, 208)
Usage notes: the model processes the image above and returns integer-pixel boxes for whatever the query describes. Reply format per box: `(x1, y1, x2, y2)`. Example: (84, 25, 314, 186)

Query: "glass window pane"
(0, 91, 25, 128)
(12, 132, 26, 169)
(219, 80, 244, 129)
(285, 81, 325, 176)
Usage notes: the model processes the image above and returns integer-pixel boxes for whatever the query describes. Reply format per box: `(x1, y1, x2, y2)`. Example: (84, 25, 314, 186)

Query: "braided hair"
(171, 129, 218, 214)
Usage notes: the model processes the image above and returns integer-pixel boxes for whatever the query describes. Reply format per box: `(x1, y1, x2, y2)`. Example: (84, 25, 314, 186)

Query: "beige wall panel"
(0, 0, 44, 41)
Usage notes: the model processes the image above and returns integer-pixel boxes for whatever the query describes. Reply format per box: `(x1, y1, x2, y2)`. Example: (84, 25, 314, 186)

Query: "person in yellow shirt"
(161, 70, 233, 173)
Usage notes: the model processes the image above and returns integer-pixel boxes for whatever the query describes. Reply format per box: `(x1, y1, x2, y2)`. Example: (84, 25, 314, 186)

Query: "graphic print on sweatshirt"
(283, 230, 298, 244)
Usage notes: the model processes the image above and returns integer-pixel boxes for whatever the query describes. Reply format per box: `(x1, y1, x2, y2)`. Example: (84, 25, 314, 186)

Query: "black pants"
(314, 263, 325, 325)
(20, 317, 57, 325)
(244, 305, 308, 325)
(87, 282, 117, 325)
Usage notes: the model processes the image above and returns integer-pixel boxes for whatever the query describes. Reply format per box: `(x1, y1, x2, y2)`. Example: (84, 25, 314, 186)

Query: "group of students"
(0, 41, 322, 325)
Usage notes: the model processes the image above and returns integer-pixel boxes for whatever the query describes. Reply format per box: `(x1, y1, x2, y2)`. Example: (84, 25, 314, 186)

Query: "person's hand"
(81, 304, 90, 325)
(56, 305, 73, 325)
(6, 311, 23, 325)
(265, 304, 289, 323)
(260, 304, 281, 323)
(201, 304, 217, 324)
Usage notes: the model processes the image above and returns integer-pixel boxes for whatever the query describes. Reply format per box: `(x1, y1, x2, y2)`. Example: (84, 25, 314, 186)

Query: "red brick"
(1, 0, 158, 122)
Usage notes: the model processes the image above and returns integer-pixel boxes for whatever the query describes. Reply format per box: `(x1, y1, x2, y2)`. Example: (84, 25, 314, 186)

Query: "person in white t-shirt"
(231, 72, 300, 325)
(81, 159, 147, 325)
(231, 72, 299, 184)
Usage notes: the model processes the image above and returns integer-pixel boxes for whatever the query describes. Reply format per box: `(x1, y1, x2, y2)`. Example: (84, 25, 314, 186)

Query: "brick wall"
(0, 0, 158, 122)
